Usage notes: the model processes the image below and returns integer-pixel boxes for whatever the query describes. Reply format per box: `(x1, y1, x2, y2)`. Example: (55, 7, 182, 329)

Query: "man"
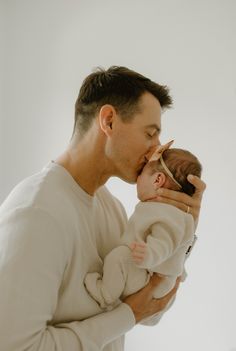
(0, 66, 205, 351)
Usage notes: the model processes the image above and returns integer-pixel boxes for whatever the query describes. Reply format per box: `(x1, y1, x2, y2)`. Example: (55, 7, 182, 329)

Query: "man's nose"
(152, 136, 161, 149)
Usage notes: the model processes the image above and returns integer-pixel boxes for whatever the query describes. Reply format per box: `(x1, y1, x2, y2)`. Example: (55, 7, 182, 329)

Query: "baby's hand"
(130, 241, 147, 264)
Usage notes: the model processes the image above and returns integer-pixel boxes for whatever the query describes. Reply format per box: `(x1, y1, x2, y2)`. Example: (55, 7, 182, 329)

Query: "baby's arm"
(130, 241, 147, 264)
(130, 240, 175, 276)
(125, 202, 192, 270)
(131, 218, 186, 270)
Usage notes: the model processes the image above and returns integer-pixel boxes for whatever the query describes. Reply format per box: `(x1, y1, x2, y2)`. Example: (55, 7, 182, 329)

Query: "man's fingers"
(153, 181, 206, 223)
(156, 176, 206, 203)
(187, 175, 206, 200)
(150, 274, 180, 290)
(154, 195, 191, 213)
(123, 275, 181, 323)
(149, 273, 164, 288)
(154, 194, 200, 221)
(156, 187, 191, 205)
(153, 276, 181, 303)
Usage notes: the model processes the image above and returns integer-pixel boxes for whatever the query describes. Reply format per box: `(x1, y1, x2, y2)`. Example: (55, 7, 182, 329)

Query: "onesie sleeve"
(136, 206, 188, 269)
(0, 207, 135, 351)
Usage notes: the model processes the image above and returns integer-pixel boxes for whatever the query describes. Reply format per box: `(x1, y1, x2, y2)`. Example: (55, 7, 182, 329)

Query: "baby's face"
(136, 163, 157, 201)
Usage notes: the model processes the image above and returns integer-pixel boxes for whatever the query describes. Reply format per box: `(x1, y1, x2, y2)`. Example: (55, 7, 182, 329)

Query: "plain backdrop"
(1, 1, 236, 350)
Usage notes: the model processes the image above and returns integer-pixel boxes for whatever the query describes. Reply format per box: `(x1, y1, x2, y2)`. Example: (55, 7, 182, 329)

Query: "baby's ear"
(153, 172, 166, 189)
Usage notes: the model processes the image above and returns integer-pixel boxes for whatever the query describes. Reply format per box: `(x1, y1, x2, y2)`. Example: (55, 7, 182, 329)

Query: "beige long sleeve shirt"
(0, 162, 135, 351)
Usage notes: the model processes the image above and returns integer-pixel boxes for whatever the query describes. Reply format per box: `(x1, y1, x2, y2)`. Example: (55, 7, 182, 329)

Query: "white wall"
(1, 1, 236, 350)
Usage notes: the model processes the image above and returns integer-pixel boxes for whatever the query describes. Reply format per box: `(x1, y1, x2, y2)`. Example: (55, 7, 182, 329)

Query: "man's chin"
(122, 177, 137, 185)
(118, 173, 138, 184)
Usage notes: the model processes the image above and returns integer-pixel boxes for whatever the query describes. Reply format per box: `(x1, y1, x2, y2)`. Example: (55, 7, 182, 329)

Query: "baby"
(84, 141, 202, 321)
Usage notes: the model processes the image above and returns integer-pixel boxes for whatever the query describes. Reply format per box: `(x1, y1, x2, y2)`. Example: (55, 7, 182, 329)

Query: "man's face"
(106, 92, 162, 183)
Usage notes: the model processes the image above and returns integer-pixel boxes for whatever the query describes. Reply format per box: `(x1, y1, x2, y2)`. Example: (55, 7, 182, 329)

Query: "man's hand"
(151, 175, 206, 227)
(123, 274, 181, 323)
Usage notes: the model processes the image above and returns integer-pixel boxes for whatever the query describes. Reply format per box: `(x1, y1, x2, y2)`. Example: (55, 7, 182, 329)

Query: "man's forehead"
(127, 94, 162, 129)
(139, 92, 162, 109)
(137, 93, 162, 121)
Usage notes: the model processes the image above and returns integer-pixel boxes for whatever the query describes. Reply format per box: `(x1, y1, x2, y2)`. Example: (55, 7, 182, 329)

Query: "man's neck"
(55, 131, 112, 195)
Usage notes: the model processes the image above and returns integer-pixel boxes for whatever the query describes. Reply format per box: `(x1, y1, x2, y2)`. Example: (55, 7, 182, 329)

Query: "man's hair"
(152, 148, 202, 196)
(73, 66, 172, 136)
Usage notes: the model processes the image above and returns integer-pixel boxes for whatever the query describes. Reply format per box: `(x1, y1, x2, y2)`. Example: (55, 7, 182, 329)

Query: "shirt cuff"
(65, 303, 135, 349)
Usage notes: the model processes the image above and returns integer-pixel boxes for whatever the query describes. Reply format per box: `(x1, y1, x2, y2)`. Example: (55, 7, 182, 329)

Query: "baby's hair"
(152, 148, 202, 196)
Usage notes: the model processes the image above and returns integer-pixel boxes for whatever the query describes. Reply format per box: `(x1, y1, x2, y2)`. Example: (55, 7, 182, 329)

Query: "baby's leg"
(119, 248, 150, 298)
(84, 246, 132, 308)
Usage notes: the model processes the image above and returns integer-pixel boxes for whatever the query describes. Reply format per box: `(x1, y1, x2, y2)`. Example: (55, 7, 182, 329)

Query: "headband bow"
(148, 140, 182, 189)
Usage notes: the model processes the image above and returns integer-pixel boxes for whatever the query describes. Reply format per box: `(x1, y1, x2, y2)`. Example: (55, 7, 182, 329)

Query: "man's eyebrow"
(146, 124, 161, 133)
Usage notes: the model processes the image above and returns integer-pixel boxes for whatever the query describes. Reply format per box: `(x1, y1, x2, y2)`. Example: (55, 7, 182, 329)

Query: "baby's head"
(137, 148, 202, 201)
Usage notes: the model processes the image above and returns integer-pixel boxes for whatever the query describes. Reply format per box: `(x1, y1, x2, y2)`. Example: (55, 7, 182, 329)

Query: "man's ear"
(153, 172, 166, 190)
(99, 105, 116, 136)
